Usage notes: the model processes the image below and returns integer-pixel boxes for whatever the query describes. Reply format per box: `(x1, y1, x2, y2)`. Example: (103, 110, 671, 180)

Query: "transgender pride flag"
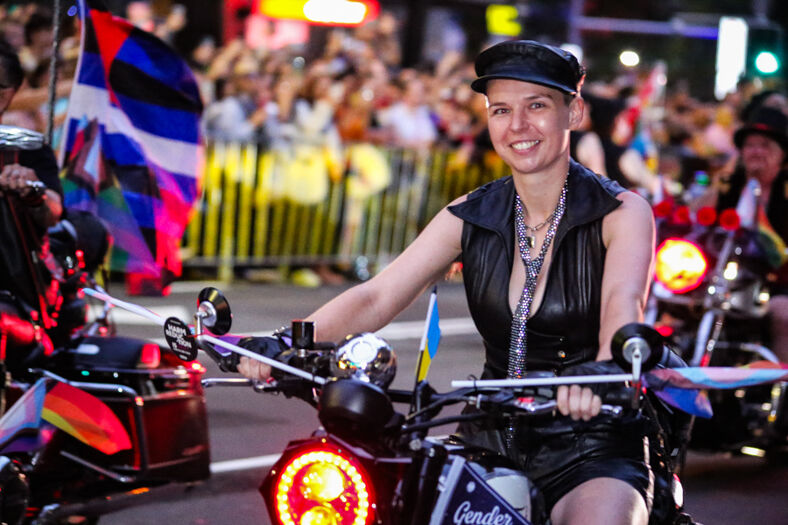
(60, 0, 203, 292)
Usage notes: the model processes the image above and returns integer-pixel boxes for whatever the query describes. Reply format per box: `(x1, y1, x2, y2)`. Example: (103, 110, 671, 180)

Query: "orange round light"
(273, 449, 372, 525)
(655, 238, 708, 293)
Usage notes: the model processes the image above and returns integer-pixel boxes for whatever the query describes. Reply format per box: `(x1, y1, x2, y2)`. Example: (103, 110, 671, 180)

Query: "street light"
(619, 50, 640, 67)
(754, 51, 780, 75)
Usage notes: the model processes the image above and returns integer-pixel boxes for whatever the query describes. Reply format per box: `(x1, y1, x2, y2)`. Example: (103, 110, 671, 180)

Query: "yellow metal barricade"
(183, 141, 503, 279)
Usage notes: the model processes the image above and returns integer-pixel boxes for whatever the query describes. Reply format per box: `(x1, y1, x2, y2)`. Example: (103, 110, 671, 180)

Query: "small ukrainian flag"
(416, 287, 441, 382)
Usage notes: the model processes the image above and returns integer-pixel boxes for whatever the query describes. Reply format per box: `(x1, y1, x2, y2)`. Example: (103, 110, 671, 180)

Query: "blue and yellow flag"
(416, 287, 441, 382)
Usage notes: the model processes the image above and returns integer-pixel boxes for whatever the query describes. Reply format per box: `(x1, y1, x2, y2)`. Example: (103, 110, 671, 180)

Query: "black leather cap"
(471, 40, 585, 96)
(733, 106, 788, 152)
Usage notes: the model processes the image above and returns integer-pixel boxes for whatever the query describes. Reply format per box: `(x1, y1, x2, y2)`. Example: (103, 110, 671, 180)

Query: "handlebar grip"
(602, 386, 634, 407)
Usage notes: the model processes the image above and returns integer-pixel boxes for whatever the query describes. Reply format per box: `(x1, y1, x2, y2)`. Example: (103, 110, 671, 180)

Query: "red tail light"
(655, 324, 674, 338)
(652, 200, 673, 219)
(139, 343, 161, 368)
(272, 447, 374, 525)
(655, 238, 708, 293)
(695, 206, 717, 226)
(719, 208, 740, 231)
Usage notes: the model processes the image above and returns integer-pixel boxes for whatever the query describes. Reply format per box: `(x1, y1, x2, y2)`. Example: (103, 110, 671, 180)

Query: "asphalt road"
(90, 280, 788, 524)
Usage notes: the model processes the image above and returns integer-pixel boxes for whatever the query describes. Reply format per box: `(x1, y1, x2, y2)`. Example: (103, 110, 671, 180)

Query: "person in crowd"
(18, 10, 52, 74)
(0, 16, 24, 52)
(376, 72, 438, 152)
(693, 106, 788, 363)
(581, 92, 660, 196)
(238, 40, 657, 525)
(569, 92, 607, 176)
(201, 57, 270, 143)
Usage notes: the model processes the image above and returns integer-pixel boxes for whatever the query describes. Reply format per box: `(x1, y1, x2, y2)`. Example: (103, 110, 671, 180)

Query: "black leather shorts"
(455, 412, 654, 512)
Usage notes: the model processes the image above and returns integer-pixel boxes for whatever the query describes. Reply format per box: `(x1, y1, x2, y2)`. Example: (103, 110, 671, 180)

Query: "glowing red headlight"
(272, 447, 374, 525)
(655, 238, 708, 293)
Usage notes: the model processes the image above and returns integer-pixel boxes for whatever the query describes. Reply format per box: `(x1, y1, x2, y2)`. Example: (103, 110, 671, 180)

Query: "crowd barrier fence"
(184, 141, 508, 280)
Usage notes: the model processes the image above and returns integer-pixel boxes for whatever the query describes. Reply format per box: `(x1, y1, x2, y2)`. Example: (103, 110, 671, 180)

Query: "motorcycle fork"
(692, 310, 724, 367)
(394, 440, 447, 525)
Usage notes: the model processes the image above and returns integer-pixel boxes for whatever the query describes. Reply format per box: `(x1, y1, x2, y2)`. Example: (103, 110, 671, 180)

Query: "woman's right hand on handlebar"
(238, 356, 273, 381)
(234, 336, 287, 380)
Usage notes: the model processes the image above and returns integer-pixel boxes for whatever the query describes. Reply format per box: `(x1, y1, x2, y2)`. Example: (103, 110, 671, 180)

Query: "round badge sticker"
(163, 317, 198, 361)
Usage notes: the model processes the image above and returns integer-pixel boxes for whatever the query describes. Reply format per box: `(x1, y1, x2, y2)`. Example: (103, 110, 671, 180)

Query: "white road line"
(210, 454, 281, 473)
(90, 305, 190, 325)
(143, 317, 477, 347)
(209, 435, 453, 474)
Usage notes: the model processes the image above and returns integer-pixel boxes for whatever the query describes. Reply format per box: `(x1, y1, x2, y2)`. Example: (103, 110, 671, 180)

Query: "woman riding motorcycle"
(239, 40, 663, 525)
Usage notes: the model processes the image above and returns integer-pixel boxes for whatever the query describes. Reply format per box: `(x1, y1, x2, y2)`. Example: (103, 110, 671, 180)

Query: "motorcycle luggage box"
(44, 338, 211, 484)
(37, 387, 211, 485)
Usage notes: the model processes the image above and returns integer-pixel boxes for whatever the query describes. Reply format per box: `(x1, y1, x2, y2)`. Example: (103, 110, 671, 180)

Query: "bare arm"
(619, 148, 660, 196)
(239, 199, 465, 379)
(306, 203, 464, 341)
(557, 190, 655, 420)
(597, 190, 655, 359)
(574, 132, 607, 177)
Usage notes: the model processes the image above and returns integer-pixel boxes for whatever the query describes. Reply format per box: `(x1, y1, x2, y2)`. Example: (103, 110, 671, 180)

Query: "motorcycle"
(0, 126, 210, 525)
(145, 286, 697, 525)
(646, 192, 788, 458)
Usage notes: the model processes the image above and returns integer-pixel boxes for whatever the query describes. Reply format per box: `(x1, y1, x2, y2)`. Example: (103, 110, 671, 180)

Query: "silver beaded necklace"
(507, 175, 568, 380)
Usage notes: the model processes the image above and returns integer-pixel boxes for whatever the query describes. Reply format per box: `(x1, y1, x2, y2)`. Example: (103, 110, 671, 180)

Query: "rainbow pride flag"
(756, 206, 788, 268)
(0, 378, 131, 455)
(644, 361, 788, 418)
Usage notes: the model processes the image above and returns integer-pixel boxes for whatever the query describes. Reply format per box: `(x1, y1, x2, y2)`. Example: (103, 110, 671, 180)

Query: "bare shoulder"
(610, 190, 653, 222)
(602, 190, 655, 245)
(448, 193, 469, 206)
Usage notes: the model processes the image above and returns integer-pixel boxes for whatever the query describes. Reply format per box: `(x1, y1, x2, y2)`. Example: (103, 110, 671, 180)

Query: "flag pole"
(45, 0, 64, 146)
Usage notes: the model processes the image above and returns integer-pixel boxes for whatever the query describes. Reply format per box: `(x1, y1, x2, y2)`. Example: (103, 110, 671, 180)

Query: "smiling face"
(485, 79, 582, 177)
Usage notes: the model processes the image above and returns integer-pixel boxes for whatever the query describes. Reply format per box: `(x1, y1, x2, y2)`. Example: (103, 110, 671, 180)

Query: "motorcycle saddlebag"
(45, 337, 211, 484)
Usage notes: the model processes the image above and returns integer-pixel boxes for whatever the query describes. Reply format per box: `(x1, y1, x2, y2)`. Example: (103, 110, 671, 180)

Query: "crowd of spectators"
(0, 0, 785, 204)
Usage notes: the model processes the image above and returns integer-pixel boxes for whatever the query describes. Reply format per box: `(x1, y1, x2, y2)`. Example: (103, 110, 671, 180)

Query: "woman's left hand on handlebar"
(238, 356, 273, 381)
(556, 384, 602, 421)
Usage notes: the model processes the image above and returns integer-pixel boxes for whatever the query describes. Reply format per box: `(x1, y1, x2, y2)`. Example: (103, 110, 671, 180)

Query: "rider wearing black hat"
(701, 104, 788, 364)
(717, 107, 787, 245)
(240, 39, 668, 524)
(471, 40, 585, 96)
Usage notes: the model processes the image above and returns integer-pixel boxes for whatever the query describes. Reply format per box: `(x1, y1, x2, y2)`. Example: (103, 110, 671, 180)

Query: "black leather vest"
(448, 160, 625, 378)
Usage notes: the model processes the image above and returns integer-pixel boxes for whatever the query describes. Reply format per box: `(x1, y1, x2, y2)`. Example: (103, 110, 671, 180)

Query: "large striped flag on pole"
(60, 0, 203, 294)
(415, 286, 441, 382)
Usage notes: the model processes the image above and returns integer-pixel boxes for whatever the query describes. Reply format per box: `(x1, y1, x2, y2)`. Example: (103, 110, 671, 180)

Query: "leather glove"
(219, 335, 289, 373)
(560, 359, 627, 400)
